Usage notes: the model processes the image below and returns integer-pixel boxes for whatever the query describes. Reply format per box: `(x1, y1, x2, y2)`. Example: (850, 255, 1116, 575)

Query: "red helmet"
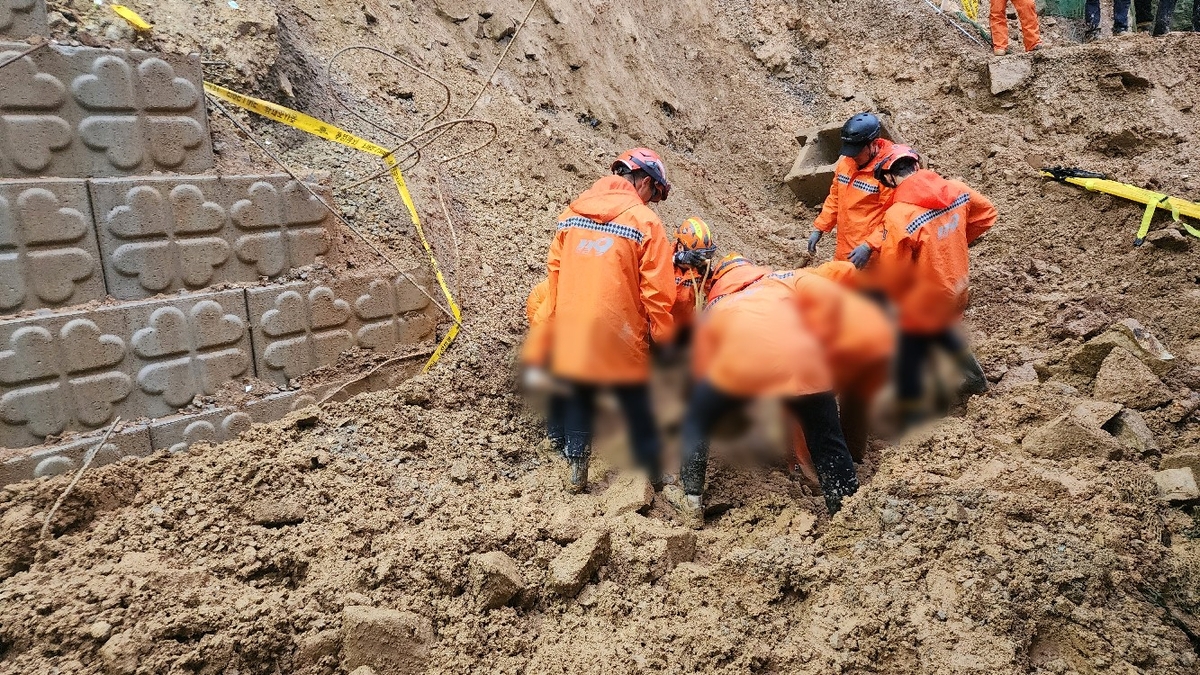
(612, 148, 671, 201)
(873, 144, 921, 184)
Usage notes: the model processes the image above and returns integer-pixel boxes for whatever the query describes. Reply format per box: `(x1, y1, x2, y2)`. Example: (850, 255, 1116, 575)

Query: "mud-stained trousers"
(561, 383, 662, 479)
(680, 381, 859, 514)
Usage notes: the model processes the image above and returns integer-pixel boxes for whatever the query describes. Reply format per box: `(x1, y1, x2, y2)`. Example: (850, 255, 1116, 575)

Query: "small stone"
(1069, 319, 1175, 377)
(341, 606, 432, 675)
(295, 629, 341, 668)
(1146, 228, 1190, 251)
(600, 473, 654, 516)
(1101, 409, 1157, 453)
(946, 503, 969, 523)
(546, 529, 610, 597)
(47, 11, 69, 29)
(449, 461, 470, 483)
(249, 501, 306, 527)
(1072, 400, 1123, 428)
(99, 632, 141, 675)
(988, 57, 1032, 95)
(1022, 404, 1125, 459)
(546, 506, 582, 544)
(89, 620, 113, 641)
(880, 508, 902, 525)
(468, 551, 525, 610)
(1154, 468, 1200, 502)
(1093, 347, 1172, 410)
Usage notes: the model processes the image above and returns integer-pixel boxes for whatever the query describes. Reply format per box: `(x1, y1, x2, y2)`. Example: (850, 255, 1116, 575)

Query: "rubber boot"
(957, 351, 989, 396)
(664, 485, 704, 529)
(562, 456, 589, 494)
(897, 398, 925, 433)
(1083, 25, 1100, 41)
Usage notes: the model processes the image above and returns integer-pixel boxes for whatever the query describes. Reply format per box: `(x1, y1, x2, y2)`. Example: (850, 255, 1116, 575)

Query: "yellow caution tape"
(111, 5, 153, 31)
(203, 81, 462, 371)
(1043, 170, 1200, 246)
(960, 0, 980, 21)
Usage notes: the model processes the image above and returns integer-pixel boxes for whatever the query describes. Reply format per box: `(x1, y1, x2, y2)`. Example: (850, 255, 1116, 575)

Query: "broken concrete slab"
(1022, 403, 1125, 460)
(467, 551, 525, 610)
(1101, 408, 1157, 454)
(1093, 347, 1172, 410)
(0, 423, 150, 485)
(988, 57, 1032, 95)
(0, 179, 106, 313)
(546, 528, 610, 597)
(784, 118, 900, 205)
(600, 472, 654, 516)
(0, 0, 48, 39)
(88, 175, 337, 300)
(0, 42, 212, 178)
(1154, 468, 1200, 502)
(340, 605, 432, 675)
(246, 273, 437, 386)
(1068, 319, 1175, 378)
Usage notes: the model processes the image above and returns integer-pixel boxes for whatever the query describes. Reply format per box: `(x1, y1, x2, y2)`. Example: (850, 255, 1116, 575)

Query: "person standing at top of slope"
(872, 145, 997, 427)
(806, 113, 895, 270)
(522, 148, 676, 494)
(990, 0, 1044, 55)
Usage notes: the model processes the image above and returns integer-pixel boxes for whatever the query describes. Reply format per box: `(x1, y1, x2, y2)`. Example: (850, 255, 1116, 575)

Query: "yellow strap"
(111, 5, 153, 31)
(203, 81, 462, 371)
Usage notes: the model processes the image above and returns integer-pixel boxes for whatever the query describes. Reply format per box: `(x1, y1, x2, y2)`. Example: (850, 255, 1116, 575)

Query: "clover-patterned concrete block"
(0, 423, 151, 487)
(0, 41, 211, 178)
(0, 179, 106, 313)
(247, 272, 438, 386)
(148, 388, 314, 454)
(0, 0, 47, 40)
(0, 289, 253, 448)
(88, 175, 336, 299)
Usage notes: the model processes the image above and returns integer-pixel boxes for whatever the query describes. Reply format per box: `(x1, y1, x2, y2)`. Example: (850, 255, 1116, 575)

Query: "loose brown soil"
(3, 0, 1200, 673)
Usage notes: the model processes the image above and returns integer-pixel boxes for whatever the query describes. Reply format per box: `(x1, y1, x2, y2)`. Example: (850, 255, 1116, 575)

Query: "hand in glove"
(674, 249, 706, 268)
(806, 231, 823, 254)
(849, 243, 873, 269)
(522, 366, 565, 394)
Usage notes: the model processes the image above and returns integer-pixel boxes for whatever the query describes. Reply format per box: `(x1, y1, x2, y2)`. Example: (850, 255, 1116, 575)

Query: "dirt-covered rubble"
(2, 0, 1199, 672)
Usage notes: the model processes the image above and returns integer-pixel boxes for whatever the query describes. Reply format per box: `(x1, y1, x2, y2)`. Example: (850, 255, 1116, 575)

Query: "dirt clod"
(1154, 468, 1200, 502)
(600, 473, 655, 516)
(468, 551, 525, 610)
(546, 529, 611, 598)
(341, 606, 432, 675)
(1093, 347, 1173, 410)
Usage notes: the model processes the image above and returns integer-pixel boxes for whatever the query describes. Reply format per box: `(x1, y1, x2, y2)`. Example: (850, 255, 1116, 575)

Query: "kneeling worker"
(665, 254, 859, 527)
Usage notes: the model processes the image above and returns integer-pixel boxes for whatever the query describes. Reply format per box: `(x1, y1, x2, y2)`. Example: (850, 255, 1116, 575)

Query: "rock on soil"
(248, 500, 307, 526)
(1155, 468, 1200, 502)
(1101, 408, 1157, 454)
(1093, 347, 1173, 410)
(98, 632, 142, 675)
(1146, 228, 1190, 251)
(1022, 402, 1125, 459)
(1069, 319, 1176, 378)
(988, 57, 1032, 95)
(546, 529, 611, 597)
(600, 473, 655, 516)
(468, 551, 525, 609)
(341, 606, 433, 675)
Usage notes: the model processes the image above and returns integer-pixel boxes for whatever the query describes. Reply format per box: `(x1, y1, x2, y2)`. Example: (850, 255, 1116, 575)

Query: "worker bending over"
(873, 146, 997, 425)
(807, 113, 896, 269)
(769, 267, 895, 467)
(523, 148, 676, 492)
(670, 216, 719, 345)
(665, 254, 859, 527)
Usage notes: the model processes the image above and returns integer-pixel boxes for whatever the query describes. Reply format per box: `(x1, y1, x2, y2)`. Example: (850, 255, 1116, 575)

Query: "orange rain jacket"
(810, 260, 860, 290)
(814, 139, 896, 261)
(765, 269, 895, 396)
(526, 278, 549, 327)
(671, 268, 704, 332)
(877, 169, 997, 335)
(523, 176, 676, 384)
(692, 265, 832, 398)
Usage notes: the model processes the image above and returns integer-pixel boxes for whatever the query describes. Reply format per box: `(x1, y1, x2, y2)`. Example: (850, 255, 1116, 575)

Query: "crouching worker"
(664, 254, 859, 528)
(670, 216, 719, 347)
(873, 146, 997, 426)
(522, 148, 676, 493)
(769, 267, 896, 468)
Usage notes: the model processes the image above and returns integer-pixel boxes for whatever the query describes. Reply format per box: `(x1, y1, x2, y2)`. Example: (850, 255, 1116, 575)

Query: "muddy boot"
(1083, 25, 1100, 41)
(663, 485, 704, 529)
(957, 351, 989, 397)
(562, 456, 589, 494)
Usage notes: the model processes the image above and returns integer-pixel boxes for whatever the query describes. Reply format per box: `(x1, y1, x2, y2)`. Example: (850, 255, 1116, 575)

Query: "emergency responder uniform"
(670, 216, 718, 345)
(665, 255, 859, 527)
(523, 148, 676, 492)
(874, 146, 997, 424)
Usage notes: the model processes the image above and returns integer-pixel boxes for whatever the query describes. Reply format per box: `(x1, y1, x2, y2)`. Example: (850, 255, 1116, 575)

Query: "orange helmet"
(676, 216, 715, 250)
(710, 252, 750, 282)
(612, 148, 671, 201)
(873, 144, 921, 185)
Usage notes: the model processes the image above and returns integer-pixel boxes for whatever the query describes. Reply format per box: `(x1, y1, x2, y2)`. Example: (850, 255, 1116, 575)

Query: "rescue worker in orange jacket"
(807, 113, 896, 269)
(522, 148, 676, 493)
(663, 254, 859, 527)
(525, 279, 567, 457)
(769, 268, 896, 469)
(873, 146, 997, 424)
(670, 216, 719, 343)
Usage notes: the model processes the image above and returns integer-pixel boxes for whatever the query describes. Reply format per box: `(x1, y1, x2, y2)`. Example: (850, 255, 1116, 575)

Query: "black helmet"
(839, 112, 882, 157)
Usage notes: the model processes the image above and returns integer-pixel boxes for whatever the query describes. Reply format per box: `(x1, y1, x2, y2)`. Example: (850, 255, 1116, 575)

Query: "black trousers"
(1086, 0, 1153, 28)
(546, 394, 566, 448)
(896, 330, 965, 402)
(680, 381, 859, 512)
(562, 383, 661, 476)
(1152, 0, 1200, 32)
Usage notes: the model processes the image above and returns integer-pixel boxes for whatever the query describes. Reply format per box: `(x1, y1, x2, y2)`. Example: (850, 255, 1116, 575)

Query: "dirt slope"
(2, 0, 1200, 673)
